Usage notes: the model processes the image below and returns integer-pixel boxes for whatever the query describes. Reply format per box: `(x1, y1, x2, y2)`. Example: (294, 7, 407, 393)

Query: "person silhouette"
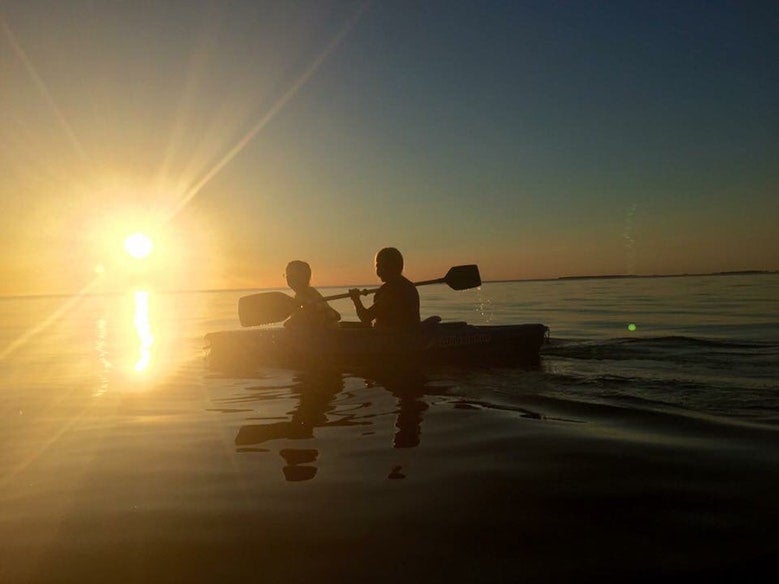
(348, 248, 420, 331)
(284, 260, 340, 329)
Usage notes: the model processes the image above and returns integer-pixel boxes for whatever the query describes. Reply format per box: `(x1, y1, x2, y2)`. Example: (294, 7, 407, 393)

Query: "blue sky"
(0, 1, 776, 294)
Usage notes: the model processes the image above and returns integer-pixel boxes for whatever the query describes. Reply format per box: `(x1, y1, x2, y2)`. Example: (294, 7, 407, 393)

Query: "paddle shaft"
(321, 277, 445, 302)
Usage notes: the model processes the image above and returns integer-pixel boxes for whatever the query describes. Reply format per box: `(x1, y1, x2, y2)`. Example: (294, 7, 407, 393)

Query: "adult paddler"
(349, 248, 420, 331)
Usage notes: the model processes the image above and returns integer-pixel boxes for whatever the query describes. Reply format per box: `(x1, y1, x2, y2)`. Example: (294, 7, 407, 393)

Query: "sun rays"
(0, 2, 371, 364)
(164, 0, 372, 221)
(0, 14, 90, 164)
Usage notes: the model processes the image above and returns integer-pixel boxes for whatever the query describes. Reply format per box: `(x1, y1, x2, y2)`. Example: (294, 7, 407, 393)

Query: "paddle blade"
(444, 264, 481, 290)
(239, 292, 298, 327)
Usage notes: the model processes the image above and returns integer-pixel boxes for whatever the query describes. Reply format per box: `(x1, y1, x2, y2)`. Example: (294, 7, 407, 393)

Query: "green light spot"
(627, 323, 637, 332)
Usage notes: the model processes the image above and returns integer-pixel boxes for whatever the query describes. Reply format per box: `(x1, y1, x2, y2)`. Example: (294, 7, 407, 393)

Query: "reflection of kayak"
(205, 321, 549, 372)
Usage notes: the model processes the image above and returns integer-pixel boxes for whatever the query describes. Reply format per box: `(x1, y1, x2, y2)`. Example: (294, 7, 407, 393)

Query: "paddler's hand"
(349, 288, 372, 325)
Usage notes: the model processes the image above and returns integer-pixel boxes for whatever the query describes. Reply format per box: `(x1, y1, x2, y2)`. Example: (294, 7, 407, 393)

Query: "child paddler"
(284, 260, 341, 329)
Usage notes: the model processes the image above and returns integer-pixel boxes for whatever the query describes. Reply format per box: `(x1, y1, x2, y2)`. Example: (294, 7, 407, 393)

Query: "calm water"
(1, 274, 777, 581)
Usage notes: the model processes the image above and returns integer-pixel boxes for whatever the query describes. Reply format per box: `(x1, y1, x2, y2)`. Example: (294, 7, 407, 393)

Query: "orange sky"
(1, 2, 776, 296)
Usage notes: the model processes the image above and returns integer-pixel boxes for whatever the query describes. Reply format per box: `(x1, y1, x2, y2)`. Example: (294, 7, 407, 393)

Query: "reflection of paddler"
(234, 370, 354, 482)
(394, 391, 428, 449)
(283, 260, 340, 330)
(290, 370, 345, 432)
(280, 448, 318, 482)
(235, 371, 346, 446)
(373, 367, 430, 449)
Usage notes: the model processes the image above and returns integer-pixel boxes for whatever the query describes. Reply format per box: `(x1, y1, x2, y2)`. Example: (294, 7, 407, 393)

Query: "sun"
(124, 232, 154, 259)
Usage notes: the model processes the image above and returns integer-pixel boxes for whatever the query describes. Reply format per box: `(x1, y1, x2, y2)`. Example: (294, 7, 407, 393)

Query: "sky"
(0, 0, 777, 295)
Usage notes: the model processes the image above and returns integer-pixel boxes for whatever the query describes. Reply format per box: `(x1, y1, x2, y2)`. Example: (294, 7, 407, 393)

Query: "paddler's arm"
(349, 288, 374, 326)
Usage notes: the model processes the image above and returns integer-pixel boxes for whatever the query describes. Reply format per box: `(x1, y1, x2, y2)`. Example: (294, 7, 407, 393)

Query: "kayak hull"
(205, 322, 549, 372)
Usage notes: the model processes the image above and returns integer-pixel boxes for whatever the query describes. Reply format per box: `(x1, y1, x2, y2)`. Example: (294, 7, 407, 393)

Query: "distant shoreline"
(485, 269, 778, 285)
(1, 270, 776, 300)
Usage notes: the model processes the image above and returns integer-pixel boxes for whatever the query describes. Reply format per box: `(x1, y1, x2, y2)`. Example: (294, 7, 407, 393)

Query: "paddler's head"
(285, 260, 311, 293)
(375, 247, 403, 282)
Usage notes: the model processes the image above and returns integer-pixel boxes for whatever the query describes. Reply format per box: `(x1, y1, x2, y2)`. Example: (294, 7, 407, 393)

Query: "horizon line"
(2, 269, 776, 301)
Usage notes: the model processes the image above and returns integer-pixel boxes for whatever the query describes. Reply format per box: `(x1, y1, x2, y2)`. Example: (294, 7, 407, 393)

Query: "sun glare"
(124, 232, 154, 259)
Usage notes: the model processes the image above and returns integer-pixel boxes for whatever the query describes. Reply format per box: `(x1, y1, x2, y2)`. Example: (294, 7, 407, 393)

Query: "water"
(1, 274, 777, 581)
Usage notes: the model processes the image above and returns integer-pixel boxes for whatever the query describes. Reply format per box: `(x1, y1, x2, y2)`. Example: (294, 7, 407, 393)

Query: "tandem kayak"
(205, 321, 549, 372)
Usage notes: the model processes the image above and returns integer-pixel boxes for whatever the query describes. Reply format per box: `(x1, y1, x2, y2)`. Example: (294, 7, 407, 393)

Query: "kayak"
(205, 321, 549, 372)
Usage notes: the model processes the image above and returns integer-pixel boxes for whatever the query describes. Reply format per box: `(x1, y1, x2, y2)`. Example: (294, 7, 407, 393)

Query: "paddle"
(238, 264, 481, 327)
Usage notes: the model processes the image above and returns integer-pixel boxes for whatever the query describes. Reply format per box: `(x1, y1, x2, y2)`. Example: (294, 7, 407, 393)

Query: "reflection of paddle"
(238, 264, 481, 327)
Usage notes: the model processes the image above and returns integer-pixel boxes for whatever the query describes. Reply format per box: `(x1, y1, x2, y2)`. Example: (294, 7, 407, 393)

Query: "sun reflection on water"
(123, 289, 202, 390)
(133, 290, 154, 372)
(94, 316, 111, 396)
(91, 288, 171, 393)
